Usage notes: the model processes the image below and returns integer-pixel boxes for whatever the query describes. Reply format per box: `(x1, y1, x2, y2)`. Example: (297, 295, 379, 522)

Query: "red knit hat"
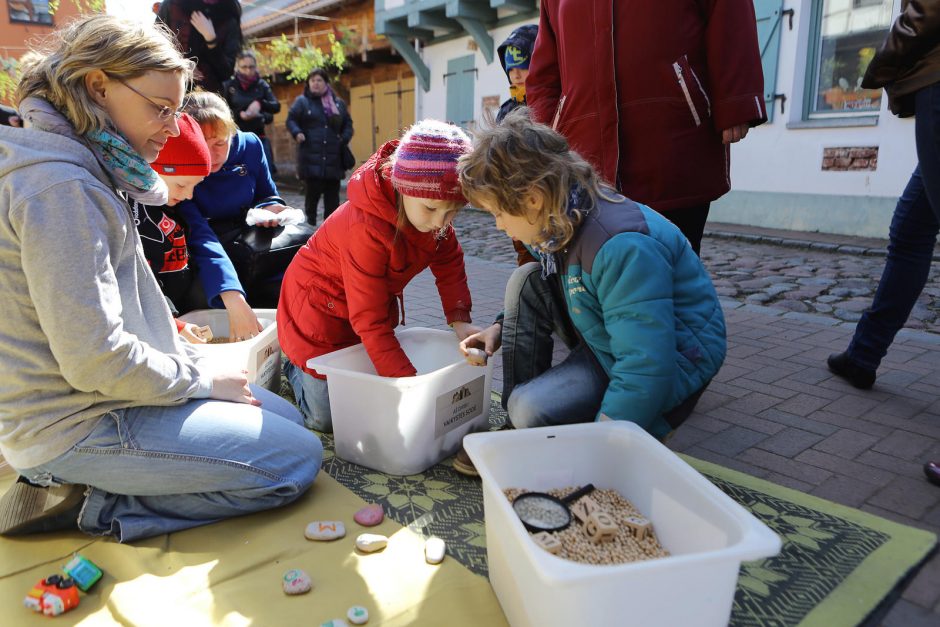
(151, 113, 211, 177)
(391, 119, 472, 203)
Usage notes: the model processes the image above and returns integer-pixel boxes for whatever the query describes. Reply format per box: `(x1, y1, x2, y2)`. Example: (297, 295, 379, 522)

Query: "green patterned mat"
(314, 396, 936, 627)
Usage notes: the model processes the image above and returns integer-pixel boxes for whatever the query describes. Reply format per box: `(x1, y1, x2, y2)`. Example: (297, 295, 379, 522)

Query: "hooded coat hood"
(497, 24, 539, 81)
(277, 140, 472, 379)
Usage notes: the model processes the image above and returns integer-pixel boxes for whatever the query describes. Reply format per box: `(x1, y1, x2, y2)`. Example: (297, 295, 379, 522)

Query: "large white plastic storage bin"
(307, 327, 493, 475)
(178, 308, 281, 392)
(463, 422, 781, 627)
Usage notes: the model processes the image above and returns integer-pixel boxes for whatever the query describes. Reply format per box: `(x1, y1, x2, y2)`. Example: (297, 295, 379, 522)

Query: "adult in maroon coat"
(526, 0, 767, 254)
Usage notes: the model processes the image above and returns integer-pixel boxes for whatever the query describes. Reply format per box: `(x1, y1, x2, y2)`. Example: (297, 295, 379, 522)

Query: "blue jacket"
(177, 131, 280, 307)
(556, 194, 725, 439)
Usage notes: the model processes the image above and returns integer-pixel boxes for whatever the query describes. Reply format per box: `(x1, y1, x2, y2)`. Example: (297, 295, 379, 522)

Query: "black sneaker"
(925, 462, 940, 488)
(827, 352, 876, 390)
(0, 477, 86, 536)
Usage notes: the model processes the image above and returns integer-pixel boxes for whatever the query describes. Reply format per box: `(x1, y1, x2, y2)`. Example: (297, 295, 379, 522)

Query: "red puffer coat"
(278, 140, 473, 378)
(527, 0, 767, 212)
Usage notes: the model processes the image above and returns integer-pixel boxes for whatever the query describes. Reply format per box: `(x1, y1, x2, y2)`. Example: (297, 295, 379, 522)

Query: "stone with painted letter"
(346, 605, 369, 624)
(305, 520, 346, 541)
(282, 569, 312, 595)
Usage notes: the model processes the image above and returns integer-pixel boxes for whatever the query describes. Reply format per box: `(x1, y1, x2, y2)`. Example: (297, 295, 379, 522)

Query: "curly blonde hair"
(16, 14, 193, 136)
(458, 108, 618, 250)
(182, 90, 239, 138)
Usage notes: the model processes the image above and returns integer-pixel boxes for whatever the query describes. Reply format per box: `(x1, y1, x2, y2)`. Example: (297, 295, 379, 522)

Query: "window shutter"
(445, 55, 476, 130)
(754, 0, 785, 121)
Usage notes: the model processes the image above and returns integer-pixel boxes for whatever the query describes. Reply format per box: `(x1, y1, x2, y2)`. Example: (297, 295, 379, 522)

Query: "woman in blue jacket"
(458, 110, 726, 443)
(287, 68, 354, 225)
(179, 91, 298, 331)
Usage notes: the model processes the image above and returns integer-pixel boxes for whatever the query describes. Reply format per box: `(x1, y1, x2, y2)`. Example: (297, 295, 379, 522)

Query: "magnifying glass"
(512, 483, 596, 532)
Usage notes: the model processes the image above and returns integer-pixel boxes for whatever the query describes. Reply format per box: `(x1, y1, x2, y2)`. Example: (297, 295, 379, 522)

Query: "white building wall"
(715, 0, 916, 236)
(417, 22, 533, 127)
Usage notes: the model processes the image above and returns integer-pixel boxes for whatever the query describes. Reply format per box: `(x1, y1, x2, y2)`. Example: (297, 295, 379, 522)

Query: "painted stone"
(355, 533, 388, 553)
(346, 605, 369, 625)
(353, 503, 384, 527)
(424, 537, 446, 564)
(282, 569, 312, 595)
(465, 347, 488, 366)
(305, 521, 346, 541)
(320, 620, 349, 627)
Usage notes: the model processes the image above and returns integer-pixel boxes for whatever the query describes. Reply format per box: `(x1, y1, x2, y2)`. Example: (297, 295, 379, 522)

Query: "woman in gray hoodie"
(0, 15, 322, 542)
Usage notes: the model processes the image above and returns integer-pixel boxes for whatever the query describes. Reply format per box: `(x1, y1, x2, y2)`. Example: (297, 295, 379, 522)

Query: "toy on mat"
(63, 554, 102, 592)
(24, 575, 80, 617)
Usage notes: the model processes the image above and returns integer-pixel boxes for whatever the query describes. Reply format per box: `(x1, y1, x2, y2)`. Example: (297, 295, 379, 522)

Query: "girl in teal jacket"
(458, 109, 726, 441)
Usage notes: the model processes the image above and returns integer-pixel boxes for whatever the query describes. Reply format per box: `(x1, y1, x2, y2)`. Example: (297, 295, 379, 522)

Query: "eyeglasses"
(116, 79, 184, 122)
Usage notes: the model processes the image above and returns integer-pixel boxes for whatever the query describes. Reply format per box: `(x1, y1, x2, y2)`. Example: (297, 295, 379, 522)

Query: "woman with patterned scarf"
(0, 15, 321, 543)
(287, 68, 354, 225)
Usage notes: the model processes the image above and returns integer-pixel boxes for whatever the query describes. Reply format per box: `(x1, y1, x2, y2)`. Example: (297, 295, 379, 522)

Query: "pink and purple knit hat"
(391, 119, 472, 203)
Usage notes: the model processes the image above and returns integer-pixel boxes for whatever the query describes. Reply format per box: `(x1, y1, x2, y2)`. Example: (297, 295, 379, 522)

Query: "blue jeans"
(16, 386, 322, 542)
(847, 83, 940, 371)
(284, 360, 334, 432)
(501, 264, 609, 428)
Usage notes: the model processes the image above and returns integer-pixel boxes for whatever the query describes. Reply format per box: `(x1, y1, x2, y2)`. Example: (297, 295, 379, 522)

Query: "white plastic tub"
(463, 422, 781, 627)
(307, 327, 494, 475)
(178, 308, 281, 392)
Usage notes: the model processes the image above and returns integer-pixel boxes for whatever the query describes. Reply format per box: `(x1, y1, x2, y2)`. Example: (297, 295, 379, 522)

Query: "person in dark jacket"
(157, 0, 242, 94)
(287, 68, 354, 225)
(526, 0, 766, 255)
(824, 0, 940, 488)
(496, 24, 540, 266)
(496, 24, 538, 124)
(223, 51, 281, 176)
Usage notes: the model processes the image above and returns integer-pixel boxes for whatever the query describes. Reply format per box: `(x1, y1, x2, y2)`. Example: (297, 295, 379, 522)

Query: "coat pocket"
(671, 55, 711, 127)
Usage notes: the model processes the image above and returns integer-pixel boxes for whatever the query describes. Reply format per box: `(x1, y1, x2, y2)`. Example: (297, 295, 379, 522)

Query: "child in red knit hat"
(278, 119, 482, 432)
(130, 113, 220, 343)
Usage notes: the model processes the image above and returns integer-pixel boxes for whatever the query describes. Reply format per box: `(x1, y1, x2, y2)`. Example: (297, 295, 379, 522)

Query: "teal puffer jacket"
(557, 195, 726, 439)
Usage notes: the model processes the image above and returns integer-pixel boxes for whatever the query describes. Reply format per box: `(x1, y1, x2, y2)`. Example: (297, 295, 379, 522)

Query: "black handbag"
(213, 198, 314, 287)
(342, 144, 356, 171)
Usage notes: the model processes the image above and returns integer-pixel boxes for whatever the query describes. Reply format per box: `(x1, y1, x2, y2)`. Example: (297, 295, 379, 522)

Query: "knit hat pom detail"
(391, 119, 472, 203)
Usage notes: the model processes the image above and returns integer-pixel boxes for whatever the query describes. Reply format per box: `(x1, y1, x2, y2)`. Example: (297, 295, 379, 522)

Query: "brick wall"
(821, 146, 878, 171)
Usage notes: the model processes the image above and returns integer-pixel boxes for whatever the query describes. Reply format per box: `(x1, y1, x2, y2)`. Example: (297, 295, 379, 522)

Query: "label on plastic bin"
(255, 339, 280, 389)
(435, 374, 486, 438)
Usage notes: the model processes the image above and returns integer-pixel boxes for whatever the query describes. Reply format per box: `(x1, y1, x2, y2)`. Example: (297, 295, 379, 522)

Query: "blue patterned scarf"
(19, 97, 169, 206)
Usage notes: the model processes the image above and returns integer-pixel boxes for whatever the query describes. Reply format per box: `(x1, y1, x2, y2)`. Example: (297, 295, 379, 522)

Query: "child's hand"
(180, 322, 210, 344)
(459, 323, 502, 357)
(450, 321, 482, 342)
(210, 370, 261, 406)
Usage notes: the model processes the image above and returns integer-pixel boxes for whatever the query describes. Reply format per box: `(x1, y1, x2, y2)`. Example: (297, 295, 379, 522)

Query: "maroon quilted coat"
(527, 0, 767, 212)
(278, 140, 472, 378)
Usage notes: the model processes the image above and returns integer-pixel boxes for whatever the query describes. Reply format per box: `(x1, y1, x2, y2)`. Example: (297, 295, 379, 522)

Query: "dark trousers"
(848, 83, 940, 371)
(304, 178, 341, 225)
(662, 203, 711, 255)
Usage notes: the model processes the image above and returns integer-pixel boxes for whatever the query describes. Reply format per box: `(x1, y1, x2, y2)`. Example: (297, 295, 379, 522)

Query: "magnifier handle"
(561, 483, 595, 505)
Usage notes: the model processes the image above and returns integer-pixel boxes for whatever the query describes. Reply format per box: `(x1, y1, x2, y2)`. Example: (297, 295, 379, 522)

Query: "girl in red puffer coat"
(278, 120, 481, 432)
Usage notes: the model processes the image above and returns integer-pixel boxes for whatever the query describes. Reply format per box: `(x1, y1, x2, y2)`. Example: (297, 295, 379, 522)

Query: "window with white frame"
(808, 0, 892, 117)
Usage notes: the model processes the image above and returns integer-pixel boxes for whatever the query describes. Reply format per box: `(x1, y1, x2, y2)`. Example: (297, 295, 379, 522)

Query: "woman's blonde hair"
(182, 90, 239, 138)
(458, 108, 617, 250)
(16, 14, 193, 136)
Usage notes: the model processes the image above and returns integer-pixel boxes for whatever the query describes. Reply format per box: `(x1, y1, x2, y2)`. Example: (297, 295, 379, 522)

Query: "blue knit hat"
(504, 45, 530, 71)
